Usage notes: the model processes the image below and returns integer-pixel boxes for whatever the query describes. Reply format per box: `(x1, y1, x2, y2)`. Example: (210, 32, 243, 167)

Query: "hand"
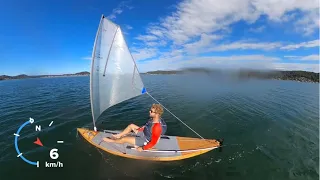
(137, 126, 145, 131)
(136, 147, 143, 152)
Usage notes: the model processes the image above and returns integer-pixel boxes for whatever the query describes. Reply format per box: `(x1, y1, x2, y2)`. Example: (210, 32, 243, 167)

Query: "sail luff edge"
(90, 14, 104, 131)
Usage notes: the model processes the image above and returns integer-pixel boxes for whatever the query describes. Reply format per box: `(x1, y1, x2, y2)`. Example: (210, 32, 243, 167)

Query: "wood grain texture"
(77, 128, 220, 161)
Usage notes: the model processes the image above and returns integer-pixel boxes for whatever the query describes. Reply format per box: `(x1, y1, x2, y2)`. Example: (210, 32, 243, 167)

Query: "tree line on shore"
(1, 69, 319, 83)
(143, 68, 319, 83)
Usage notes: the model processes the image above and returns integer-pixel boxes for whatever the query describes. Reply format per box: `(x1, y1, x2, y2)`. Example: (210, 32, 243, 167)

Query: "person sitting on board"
(102, 104, 167, 152)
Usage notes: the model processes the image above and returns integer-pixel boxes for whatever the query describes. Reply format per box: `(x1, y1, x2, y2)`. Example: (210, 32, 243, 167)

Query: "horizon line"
(1, 68, 319, 77)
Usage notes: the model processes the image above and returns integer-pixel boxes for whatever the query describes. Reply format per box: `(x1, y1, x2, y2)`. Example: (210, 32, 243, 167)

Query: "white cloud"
(131, 0, 319, 72)
(145, 40, 167, 47)
(199, 55, 280, 61)
(144, 42, 158, 46)
(135, 35, 158, 41)
(121, 25, 133, 35)
(211, 41, 282, 51)
(125, 25, 133, 30)
(134, 38, 318, 62)
(158, 0, 260, 44)
(137, 54, 280, 72)
(281, 39, 319, 50)
(206, 39, 319, 52)
(132, 48, 158, 61)
(153, 48, 185, 61)
(137, 55, 185, 72)
(271, 63, 319, 72)
(183, 34, 222, 54)
(285, 54, 320, 61)
(137, 54, 319, 73)
(82, 56, 91, 60)
(165, 49, 184, 58)
(281, 12, 298, 22)
(137, 0, 319, 45)
(301, 54, 319, 61)
(107, 1, 133, 20)
(252, 0, 317, 21)
(294, 10, 319, 35)
(284, 55, 300, 58)
(147, 26, 166, 37)
(131, 0, 319, 64)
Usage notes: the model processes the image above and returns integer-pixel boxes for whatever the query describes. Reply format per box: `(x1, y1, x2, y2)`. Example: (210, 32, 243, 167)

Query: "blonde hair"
(151, 104, 164, 116)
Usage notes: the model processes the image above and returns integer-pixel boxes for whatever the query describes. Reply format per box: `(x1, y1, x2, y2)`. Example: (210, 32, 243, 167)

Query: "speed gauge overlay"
(14, 118, 64, 168)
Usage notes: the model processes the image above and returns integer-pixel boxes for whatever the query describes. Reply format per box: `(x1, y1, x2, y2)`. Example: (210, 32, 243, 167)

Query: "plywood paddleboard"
(77, 128, 221, 161)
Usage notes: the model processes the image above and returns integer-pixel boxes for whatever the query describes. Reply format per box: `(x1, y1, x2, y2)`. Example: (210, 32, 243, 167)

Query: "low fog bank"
(144, 68, 319, 83)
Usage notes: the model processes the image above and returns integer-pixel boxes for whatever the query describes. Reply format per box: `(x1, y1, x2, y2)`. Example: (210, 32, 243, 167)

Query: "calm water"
(0, 75, 318, 180)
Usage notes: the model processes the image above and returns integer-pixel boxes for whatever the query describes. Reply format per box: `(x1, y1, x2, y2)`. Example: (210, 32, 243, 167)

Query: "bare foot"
(103, 137, 115, 143)
(111, 134, 122, 139)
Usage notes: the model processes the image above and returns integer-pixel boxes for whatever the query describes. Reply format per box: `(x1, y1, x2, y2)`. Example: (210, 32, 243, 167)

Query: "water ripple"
(0, 76, 318, 180)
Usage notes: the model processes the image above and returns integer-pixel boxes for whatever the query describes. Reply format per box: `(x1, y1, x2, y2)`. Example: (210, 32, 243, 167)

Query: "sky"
(0, 0, 319, 75)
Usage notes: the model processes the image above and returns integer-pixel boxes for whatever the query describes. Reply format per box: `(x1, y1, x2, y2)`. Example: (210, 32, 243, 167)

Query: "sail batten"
(90, 15, 145, 128)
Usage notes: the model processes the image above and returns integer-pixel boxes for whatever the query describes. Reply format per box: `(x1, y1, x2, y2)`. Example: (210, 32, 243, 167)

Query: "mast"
(90, 14, 104, 131)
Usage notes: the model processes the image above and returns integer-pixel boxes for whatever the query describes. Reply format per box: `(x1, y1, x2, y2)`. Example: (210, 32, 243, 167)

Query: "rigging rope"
(146, 92, 205, 139)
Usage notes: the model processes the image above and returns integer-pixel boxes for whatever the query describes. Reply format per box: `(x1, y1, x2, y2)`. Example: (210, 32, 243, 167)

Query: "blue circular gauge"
(14, 118, 63, 168)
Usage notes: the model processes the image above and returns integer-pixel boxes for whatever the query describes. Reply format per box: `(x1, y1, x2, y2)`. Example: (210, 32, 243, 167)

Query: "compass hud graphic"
(1, 113, 126, 180)
(14, 118, 63, 168)
(0, 117, 81, 180)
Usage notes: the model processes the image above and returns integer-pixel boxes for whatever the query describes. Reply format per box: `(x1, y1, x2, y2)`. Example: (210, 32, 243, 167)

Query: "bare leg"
(112, 124, 140, 138)
(103, 136, 136, 147)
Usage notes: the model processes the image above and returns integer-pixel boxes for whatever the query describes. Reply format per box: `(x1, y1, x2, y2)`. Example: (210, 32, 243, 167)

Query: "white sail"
(90, 15, 145, 129)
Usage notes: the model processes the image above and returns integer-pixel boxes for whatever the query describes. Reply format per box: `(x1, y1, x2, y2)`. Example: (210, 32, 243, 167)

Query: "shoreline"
(0, 72, 90, 81)
(1, 69, 319, 83)
(142, 69, 319, 83)
(0, 74, 89, 81)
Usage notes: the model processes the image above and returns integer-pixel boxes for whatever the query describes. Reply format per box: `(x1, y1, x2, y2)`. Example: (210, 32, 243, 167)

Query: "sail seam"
(103, 26, 119, 77)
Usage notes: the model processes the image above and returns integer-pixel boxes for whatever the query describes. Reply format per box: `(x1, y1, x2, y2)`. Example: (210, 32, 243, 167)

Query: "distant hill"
(1, 69, 318, 83)
(75, 71, 90, 75)
(144, 68, 319, 83)
(0, 71, 90, 81)
(142, 70, 183, 75)
(238, 70, 319, 83)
